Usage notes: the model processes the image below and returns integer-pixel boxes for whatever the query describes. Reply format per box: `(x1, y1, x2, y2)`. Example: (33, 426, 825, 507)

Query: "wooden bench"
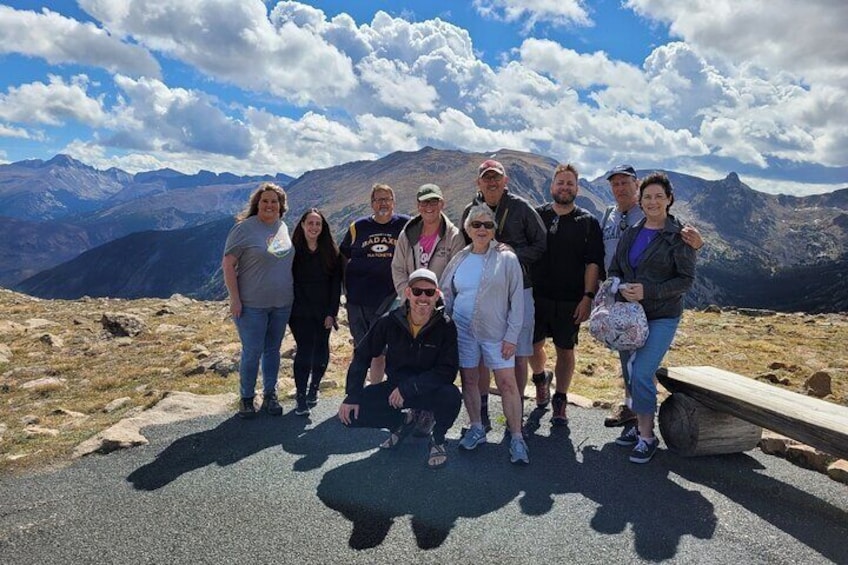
(655, 366, 848, 460)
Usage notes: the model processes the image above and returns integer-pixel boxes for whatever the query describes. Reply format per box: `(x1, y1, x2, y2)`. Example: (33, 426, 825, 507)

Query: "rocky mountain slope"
(0, 155, 293, 286)
(9, 148, 848, 312)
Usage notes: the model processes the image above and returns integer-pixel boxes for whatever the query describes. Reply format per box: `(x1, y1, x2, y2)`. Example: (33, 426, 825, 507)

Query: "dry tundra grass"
(1, 289, 846, 476)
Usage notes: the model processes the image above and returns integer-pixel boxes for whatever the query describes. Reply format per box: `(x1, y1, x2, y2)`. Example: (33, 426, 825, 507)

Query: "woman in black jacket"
(290, 208, 342, 416)
(607, 173, 696, 464)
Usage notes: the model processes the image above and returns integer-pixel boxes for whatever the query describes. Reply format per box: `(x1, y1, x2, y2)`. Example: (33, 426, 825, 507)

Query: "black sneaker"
(261, 392, 283, 416)
(630, 437, 659, 464)
(306, 385, 319, 408)
(238, 397, 256, 419)
(533, 370, 553, 408)
(294, 394, 310, 417)
(615, 423, 639, 446)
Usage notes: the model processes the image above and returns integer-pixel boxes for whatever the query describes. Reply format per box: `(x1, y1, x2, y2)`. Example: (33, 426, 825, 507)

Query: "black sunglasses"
(619, 211, 629, 232)
(410, 287, 437, 297)
(470, 220, 495, 229)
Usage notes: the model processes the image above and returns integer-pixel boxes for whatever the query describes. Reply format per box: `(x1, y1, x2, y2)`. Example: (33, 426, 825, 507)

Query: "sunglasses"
(619, 211, 629, 232)
(470, 221, 495, 229)
(410, 287, 437, 297)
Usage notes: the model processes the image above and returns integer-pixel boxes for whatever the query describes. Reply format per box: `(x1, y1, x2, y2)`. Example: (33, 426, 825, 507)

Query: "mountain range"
(3, 149, 847, 312)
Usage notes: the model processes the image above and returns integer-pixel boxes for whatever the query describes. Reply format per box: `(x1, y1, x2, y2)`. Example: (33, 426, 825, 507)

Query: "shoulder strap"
(348, 221, 357, 243)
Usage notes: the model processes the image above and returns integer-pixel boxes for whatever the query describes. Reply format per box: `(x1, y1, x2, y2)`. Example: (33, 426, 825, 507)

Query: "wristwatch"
(583, 291, 595, 299)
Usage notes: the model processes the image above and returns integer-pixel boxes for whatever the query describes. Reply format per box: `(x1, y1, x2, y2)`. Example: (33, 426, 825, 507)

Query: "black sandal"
(427, 441, 448, 469)
(380, 413, 416, 449)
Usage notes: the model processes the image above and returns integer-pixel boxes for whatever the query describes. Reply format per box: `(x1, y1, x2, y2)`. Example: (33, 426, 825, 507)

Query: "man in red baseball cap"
(458, 158, 547, 433)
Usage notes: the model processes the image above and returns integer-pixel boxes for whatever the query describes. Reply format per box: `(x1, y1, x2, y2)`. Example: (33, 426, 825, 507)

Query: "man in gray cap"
(339, 268, 461, 469)
(599, 164, 704, 431)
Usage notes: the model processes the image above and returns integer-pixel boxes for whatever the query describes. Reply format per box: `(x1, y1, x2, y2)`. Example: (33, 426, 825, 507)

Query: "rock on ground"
(73, 391, 237, 457)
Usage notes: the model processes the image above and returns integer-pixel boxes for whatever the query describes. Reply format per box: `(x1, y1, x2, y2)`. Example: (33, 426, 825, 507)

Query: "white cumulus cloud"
(473, 0, 591, 31)
(0, 5, 160, 77)
(80, 0, 358, 106)
(0, 75, 106, 126)
(625, 0, 848, 89)
(108, 76, 254, 158)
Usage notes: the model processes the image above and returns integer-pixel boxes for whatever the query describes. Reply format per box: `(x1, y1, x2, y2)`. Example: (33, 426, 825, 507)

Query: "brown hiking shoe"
(533, 370, 553, 407)
(551, 392, 568, 426)
(604, 404, 636, 427)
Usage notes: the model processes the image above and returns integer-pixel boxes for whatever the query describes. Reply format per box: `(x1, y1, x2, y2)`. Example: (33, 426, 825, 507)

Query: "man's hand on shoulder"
(681, 225, 704, 251)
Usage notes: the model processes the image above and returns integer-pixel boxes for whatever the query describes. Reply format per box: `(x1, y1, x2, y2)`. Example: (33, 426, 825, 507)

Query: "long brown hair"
(236, 182, 288, 221)
(291, 208, 340, 274)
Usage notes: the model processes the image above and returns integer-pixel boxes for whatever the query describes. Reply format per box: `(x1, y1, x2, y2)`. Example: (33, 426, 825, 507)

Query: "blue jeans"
(234, 305, 291, 399)
(619, 316, 680, 415)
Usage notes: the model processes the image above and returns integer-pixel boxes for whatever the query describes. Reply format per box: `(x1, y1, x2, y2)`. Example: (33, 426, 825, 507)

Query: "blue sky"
(1, 0, 846, 195)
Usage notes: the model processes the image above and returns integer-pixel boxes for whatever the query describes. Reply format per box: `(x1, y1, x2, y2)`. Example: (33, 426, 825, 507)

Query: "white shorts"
(457, 322, 517, 370)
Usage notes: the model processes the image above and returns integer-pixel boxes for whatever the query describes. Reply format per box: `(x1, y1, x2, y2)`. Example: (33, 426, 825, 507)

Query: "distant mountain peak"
(45, 154, 87, 168)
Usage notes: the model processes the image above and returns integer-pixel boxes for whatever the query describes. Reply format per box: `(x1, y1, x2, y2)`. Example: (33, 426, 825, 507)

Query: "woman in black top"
(290, 208, 343, 416)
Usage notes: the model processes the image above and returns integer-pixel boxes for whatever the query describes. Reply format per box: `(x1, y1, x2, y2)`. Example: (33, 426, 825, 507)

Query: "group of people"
(221, 158, 702, 470)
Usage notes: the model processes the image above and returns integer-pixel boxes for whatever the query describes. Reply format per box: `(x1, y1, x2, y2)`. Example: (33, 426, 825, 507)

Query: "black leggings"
(345, 381, 462, 444)
(289, 315, 331, 395)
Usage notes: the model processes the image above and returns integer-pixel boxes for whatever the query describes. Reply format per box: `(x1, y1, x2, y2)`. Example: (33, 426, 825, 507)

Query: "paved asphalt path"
(1, 397, 846, 564)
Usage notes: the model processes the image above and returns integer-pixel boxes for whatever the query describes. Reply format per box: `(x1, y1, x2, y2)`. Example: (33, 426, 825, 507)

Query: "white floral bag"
(589, 277, 649, 351)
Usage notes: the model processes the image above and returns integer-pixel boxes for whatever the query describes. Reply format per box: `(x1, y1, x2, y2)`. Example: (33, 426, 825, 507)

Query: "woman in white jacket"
(440, 204, 529, 464)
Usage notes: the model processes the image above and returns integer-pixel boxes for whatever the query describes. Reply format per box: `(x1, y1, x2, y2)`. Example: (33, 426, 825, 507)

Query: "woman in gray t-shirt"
(222, 182, 294, 419)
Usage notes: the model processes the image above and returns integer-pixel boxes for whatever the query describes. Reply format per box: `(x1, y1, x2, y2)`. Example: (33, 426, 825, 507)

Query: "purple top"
(628, 227, 659, 269)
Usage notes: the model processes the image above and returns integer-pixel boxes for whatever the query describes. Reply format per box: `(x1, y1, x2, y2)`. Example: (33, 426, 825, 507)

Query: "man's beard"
(553, 192, 575, 205)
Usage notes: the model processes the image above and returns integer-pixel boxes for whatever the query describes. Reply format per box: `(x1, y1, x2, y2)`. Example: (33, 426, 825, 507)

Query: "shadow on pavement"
(578, 442, 716, 561)
(667, 453, 848, 563)
(316, 412, 717, 556)
(125, 405, 735, 559)
(126, 410, 376, 491)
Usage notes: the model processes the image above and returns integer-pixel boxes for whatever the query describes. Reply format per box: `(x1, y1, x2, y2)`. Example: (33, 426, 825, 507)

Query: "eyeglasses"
(470, 221, 495, 229)
(418, 199, 441, 207)
(372, 197, 394, 204)
(619, 211, 629, 232)
(549, 215, 560, 235)
(480, 173, 503, 181)
(410, 287, 437, 297)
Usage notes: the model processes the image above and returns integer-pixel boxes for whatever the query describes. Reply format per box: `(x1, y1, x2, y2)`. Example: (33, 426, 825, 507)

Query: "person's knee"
(495, 375, 518, 394)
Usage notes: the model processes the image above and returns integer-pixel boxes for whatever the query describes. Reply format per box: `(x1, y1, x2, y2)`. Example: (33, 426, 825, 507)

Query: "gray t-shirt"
(224, 216, 294, 308)
(601, 205, 645, 272)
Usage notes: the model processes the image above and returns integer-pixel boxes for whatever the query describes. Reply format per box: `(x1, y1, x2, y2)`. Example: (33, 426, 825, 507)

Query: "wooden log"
(658, 392, 762, 456)
(656, 366, 848, 460)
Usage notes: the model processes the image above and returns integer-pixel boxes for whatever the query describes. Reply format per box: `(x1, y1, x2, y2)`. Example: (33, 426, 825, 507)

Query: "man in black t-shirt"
(529, 163, 604, 425)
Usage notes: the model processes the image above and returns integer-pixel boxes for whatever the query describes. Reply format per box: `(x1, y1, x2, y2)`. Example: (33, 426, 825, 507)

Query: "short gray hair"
(464, 204, 497, 233)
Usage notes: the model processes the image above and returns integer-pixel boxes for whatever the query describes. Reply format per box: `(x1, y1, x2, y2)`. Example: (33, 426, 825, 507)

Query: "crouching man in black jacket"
(338, 268, 461, 469)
